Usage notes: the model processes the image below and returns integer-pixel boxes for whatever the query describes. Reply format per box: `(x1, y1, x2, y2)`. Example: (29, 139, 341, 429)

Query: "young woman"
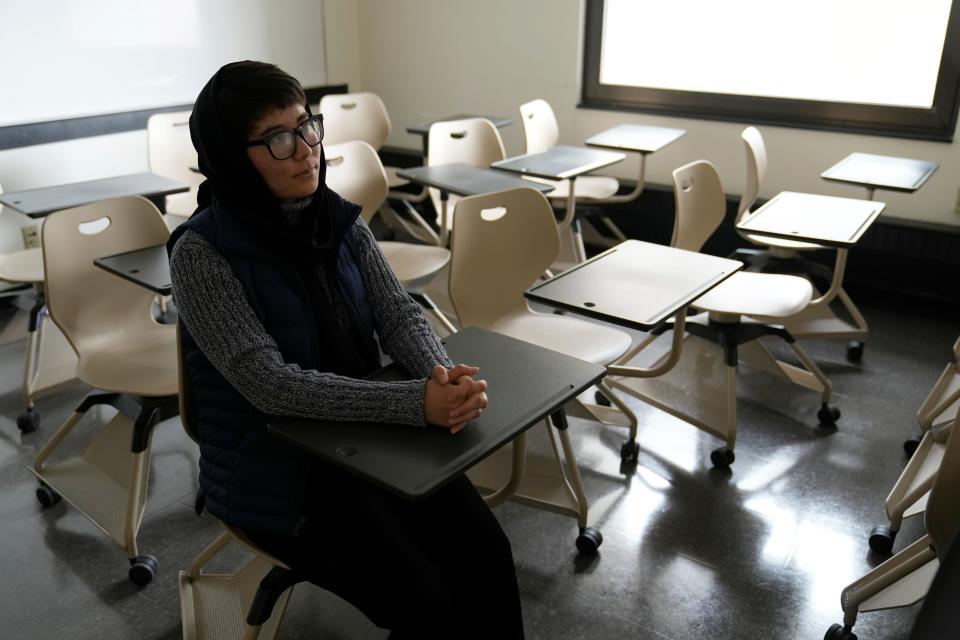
(169, 61, 524, 639)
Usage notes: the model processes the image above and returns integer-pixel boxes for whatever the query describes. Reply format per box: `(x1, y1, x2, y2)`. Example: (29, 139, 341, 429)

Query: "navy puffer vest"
(170, 196, 376, 535)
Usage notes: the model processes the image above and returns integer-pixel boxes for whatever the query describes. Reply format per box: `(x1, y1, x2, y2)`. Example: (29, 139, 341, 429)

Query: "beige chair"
(449, 186, 635, 553)
(177, 326, 301, 640)
(146, 111, 203, 226)
(734, 126, 868, 362)
(519, 98, 637, 251)
(324, 140, 455, 333)
(606, 160, 837, 468)
(0, 183, 77, 433)
(29, 196, 179, 585)
(868, 335, 960, 554)
(825, 412, 960, 640)
(425, 117, 507, 244)
(319, 92, 433, 243)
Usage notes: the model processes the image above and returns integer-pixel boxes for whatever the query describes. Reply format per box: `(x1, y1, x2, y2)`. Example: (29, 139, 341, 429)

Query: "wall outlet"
(21, 225, 40, 249)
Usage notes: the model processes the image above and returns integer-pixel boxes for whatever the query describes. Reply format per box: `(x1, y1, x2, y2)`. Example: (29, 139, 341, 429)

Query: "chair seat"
(78, 325, 178, 397)
(378, 241, 450, 287)
(0, 247, 44, 284)
(744, 231, 823, 252)
(525, 175, 619, 201)
(488, 311, 631, 366)
(385, 166, 410, 189)
(695, 271, 812, 319)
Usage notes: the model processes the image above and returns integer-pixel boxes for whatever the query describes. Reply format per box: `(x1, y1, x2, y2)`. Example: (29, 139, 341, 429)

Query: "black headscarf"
(189, 61, 353, 261)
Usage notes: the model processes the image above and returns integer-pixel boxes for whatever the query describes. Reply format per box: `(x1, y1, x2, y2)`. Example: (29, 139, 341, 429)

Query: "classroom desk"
(269, 326, 608, 551)
(584, 124, 686, 206)
(492, 145, 626, 263)
(94, 244, 171, 295)
(397, 163, 554, 246)
(821, 152, 939, 201)
(0, 172, 189, 218)
(522, 239, 743, 466)
(738, 191, 886, 352)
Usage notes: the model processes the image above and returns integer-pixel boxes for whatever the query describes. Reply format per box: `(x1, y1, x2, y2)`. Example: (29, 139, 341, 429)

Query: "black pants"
(247, 464, 525, 639)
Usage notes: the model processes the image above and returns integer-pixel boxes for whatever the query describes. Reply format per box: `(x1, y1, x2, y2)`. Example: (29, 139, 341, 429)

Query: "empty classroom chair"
(146, 111, 203, 225)
(324, 140, 454, 333)
(30, 196, 178, 585)
(0, 183, 77, 433)
(607, 160, 837, 468)
(825, 412, 960, 640)
(734, 126, 869, 362)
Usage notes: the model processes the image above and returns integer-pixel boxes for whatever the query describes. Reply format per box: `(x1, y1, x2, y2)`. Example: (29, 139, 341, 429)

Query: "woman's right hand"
(424, 364, 488, 433)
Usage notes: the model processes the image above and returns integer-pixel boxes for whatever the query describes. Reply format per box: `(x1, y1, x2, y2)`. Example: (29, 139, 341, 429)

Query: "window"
(581, 0, 960, 141)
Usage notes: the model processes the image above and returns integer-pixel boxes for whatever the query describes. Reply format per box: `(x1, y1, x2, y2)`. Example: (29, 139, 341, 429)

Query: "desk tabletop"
(0, 172, 189, 218)
(397, 163, 554, 197)
(94, 244, 171, 295)
(584, 124, 687, 154)
(525, 240, 742, 331)
(491, 145, 625, 181)
(737, 191, 886, 248)
(269, 326, 605, 500)
(821, 152, 939, 193)
(406, 114, 512, 136)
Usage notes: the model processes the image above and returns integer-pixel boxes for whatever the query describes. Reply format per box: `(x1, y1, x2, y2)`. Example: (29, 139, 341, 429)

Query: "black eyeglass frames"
(246, 114, 324, 160)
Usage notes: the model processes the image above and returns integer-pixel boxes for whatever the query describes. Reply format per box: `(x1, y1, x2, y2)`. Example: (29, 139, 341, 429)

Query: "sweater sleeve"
(351, 219, 453, 377)
(170, 229, 428, 426)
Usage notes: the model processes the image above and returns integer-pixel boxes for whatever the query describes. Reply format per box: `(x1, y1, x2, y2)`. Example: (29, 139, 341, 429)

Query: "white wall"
(339, 0, 960, 227)
(0, 0, 329, 254)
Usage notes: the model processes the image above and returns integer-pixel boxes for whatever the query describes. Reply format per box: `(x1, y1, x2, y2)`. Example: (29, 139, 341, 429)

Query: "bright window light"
(598, 0, 951, 108)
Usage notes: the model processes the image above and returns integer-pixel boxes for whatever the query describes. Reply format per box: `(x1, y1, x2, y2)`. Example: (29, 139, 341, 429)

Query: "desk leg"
(566, 179, 587, 263)
(548, 409, 603, 555)
(439, 190, 450, 247)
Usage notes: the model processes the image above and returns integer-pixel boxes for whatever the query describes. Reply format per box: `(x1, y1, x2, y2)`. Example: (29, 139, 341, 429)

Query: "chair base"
(31, 392, 178, 584)
(468, 410, 602, 555)
(608, 314, 835, 469)
(179, 556, 292, 640)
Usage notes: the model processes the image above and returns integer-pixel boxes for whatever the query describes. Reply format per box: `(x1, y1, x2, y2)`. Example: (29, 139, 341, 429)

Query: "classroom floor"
(0, 289, 955, 640)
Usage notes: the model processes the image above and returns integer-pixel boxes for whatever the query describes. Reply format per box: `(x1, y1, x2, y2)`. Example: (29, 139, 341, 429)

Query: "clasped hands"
(424, 363, 488, 434)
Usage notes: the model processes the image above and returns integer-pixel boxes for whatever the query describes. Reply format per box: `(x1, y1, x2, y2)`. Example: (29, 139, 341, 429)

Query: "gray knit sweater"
(169, 218, 452, 427)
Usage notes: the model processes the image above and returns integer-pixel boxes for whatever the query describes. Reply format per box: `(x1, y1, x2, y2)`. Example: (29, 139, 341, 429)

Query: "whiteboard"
(0, 0, 327, 127)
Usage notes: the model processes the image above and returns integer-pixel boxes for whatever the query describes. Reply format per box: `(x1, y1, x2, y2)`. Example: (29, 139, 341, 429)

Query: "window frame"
(580, 0, 960, 142)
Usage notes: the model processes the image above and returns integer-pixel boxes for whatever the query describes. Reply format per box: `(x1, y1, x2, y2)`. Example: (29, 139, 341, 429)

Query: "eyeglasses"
(246, 114, 324, 160)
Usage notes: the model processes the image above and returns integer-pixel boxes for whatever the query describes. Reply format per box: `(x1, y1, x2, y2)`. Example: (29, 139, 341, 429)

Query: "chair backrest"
(671, 160, 726, 253)
(427, 118, 506, 232)
(319, 92, 392, 149)
(323, 141, 389, 225)
(519, 99, 560, 154)
(147, 111, 203, 189)
(41, 196, 170, 358)
(926, 411, 960, 557)
(448, 187, 559, 327)
(737, 126, 767, 222)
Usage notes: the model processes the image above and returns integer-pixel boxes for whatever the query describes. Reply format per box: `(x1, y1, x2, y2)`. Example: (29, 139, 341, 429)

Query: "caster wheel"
(576, 527, 603, 555)
(36, 484, 61, 508)
(846, 341, 864, 363)
(903, 434, 921, 458)
(594, 390, 611, 407)
(17, 410, 39, 434)
(129, 555, 159, 586)
(818, 405, 841, 426)
(869, 525, 896, 555)
(710, 447, 735, 469)
(824, 623, 857, 640)
(620, 440, 639, 464)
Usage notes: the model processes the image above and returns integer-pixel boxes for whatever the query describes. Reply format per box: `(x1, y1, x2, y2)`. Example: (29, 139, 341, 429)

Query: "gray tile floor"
(0, 293, 955, 640)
